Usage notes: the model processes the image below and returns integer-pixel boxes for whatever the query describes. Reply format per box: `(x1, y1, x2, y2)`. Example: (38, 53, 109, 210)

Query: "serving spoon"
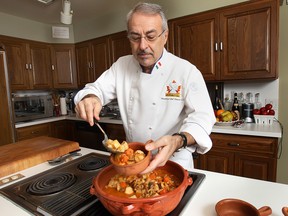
(94, 119, 124, 154)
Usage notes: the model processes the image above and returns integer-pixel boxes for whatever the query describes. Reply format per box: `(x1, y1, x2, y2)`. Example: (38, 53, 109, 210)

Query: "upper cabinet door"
(108, 31, 131, 64)
(50, 44, 77, 89)
(171, 12, 220, 81)
(28, 42, 52, 89)
(90, 36, 110, 80)
(2, 39, 31, 90)
(220, 0, 278, 80)
(75, 41, 93, 88)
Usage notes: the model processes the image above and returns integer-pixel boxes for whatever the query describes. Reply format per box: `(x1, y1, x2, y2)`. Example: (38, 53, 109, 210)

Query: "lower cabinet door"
(200, 149, 234, 175)
(234, 153, 277, 182)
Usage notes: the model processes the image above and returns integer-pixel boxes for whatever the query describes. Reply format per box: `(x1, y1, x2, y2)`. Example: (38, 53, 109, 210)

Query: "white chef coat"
(74, 49, 216, 170)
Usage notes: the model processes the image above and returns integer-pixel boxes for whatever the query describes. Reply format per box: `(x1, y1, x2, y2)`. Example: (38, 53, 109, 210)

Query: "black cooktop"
(0, 153, 205, 216)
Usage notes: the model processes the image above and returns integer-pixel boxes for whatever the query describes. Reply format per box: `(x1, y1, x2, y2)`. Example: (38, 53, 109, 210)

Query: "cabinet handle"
(51, 65, 55, 70)
(29, 64, 32, 70)
(31, 130, 39, 134)
(90, 62, 93, 68)
(227, 142, 240, 147)
(215, 42, 218, 51)
(25, 64, 29, 70)
(220, 42, 223, 51)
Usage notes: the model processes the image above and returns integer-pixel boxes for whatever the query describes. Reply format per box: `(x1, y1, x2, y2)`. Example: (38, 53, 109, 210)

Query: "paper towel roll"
(60, 97, 67, 115)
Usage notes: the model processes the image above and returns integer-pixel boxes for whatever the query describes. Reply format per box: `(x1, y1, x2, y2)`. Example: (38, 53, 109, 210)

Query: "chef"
(74, 2, 216, 173)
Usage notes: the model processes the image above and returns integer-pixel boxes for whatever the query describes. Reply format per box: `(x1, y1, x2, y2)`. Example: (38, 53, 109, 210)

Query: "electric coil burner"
(0, 153, 205, 216)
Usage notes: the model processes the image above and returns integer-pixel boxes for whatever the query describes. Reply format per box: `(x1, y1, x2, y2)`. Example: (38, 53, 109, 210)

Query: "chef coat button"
(152, 102, 156, 105)
(129, 120, 133, 124)
(149, 127, 152, 130)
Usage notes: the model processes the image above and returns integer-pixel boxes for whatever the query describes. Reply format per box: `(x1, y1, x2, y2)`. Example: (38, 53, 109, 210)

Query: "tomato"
(252, 109, 260, 115)
(261, 110, 269, 115)
(268, 109, 275, 115)
(265, 103, 273, 110)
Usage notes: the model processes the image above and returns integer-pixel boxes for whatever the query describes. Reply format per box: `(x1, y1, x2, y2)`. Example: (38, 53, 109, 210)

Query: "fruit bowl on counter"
(215, 110, 239, 126)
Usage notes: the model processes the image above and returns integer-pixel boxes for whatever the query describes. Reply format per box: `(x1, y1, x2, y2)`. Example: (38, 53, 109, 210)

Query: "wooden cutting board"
(0, 136, 80, 178)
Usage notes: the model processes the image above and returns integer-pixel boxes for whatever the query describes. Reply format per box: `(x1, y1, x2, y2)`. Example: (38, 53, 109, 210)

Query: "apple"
(265, 103, 273, 110)
(253, 109, 260, 115)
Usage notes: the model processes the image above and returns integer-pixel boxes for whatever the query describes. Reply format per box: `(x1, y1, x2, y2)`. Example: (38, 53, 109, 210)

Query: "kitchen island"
(0, 147, 287, 216)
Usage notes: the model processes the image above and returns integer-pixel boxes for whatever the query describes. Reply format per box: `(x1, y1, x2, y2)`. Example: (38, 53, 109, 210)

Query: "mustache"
(137, 50, 152, 55)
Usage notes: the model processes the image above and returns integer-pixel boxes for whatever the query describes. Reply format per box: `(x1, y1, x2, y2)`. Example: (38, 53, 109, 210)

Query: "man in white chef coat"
(74, 2, 216, 172)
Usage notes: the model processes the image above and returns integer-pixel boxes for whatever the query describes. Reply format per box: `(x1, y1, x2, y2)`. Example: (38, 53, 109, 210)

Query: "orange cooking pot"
(90, 160, 193, 216)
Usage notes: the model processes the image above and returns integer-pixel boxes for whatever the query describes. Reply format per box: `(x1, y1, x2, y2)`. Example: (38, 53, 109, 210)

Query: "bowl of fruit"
(215, 110, 239, 126)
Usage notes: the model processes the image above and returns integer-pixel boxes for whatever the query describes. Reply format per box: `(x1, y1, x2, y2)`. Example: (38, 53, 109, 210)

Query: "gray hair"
(126, 2, 168, 32)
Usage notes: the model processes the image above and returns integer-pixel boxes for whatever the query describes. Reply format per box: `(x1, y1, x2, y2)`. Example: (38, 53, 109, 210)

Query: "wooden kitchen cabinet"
(16, 123, 51, 141)
(50, 120, 76, 141)
(108, 31, 131, 64)
(75, 36, 110, 88)
(197, 133, 278, 182)
(170, 0, 279, 81)
(1, 36, 52, 90)
(50, 44, 77, 89)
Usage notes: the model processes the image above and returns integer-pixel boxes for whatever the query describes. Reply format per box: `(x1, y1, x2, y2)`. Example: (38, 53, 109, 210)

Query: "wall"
(0, 12, 74, 43)
(277, 3, 288, 184)
(0, 0, 287, 184)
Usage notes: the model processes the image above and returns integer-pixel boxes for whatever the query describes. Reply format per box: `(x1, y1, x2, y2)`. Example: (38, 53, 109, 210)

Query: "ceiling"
(0, 0, 129, 25)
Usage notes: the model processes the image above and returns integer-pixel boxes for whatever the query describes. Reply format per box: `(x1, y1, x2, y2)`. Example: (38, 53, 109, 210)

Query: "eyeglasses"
(128, 30, 166, 43)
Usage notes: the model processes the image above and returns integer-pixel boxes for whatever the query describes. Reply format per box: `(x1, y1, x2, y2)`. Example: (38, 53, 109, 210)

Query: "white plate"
(214, 121, 236, 126)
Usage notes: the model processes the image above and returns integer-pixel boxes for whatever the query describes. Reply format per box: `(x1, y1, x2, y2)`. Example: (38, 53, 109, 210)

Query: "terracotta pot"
(215, 198, 272, 216)
(110, 142, 151, 176)
(283, 207, 288, 216)
(90, 160, 193, 216)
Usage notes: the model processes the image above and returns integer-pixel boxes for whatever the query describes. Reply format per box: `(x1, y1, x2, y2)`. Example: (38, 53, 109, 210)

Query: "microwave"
(13, 94, 54, 123)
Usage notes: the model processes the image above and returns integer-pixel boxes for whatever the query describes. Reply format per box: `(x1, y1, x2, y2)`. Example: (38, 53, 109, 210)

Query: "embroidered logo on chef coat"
(165, 80, 181, 97)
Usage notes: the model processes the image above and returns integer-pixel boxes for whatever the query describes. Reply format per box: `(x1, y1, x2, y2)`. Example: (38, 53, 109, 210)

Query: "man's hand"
(140, 135, 182, 174)
(75, 94, 102, 126)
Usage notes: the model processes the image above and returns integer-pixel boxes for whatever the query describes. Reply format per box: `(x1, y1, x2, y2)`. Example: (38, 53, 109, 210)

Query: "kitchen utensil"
(90, 160, 193, 216)
(110, 142, 151, 176)
(47, 149, 81, 165)
(215, 198, 272, 216)
(94, 119, 123, 154)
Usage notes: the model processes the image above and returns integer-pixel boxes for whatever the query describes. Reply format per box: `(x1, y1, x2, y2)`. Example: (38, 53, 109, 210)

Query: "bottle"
(232, 93, 240, 120)
(213, 85, 220, 111)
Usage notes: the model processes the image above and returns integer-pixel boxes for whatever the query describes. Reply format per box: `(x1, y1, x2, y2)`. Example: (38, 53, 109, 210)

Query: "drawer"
(16, 124, 50, 141)
(210, 133, 278, 155)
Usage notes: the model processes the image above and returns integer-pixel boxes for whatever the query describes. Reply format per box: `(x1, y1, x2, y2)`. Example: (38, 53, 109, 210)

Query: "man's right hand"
(75, 94, 102, 126)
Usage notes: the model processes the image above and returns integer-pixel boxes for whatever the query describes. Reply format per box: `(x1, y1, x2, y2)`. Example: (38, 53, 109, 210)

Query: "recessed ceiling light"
(37, 0, 55, 5)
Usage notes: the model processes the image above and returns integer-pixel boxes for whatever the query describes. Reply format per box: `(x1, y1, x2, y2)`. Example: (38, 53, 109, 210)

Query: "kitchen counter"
(0, 147, 287, 216)
(15, 114, 282, 138)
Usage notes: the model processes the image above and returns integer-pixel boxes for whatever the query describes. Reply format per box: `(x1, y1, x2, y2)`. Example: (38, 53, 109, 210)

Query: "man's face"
(128, 12, 168, 70)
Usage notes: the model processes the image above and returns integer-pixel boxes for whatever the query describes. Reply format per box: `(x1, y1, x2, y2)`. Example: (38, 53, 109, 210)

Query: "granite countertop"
(15, 114, 282, 138)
